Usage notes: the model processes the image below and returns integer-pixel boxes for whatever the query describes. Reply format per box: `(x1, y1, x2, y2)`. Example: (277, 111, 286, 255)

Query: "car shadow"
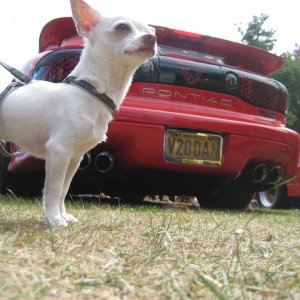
(0, 218, 45, 234)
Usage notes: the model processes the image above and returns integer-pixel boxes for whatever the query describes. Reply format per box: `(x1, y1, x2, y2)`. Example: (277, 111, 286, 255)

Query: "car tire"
(0, 144, 43, 197)
(200, 186, 253, 209)
(0, 151, 10, 194)
(257, 185, 291, 209)
(0, 154, 5, 193)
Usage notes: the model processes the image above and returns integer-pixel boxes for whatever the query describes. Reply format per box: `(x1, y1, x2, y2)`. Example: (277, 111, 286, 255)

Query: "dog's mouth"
(125, 46, 156, 57)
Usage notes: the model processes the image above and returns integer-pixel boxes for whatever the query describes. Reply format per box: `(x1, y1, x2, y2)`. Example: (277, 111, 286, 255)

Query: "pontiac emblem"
(182, 70, 202, 86)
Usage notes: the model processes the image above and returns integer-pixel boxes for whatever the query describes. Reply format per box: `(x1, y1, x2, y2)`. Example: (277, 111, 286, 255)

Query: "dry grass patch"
(0, 196, 300, 299)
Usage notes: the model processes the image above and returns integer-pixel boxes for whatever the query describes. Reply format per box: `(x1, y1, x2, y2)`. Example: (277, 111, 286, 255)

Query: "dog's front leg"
(43, 142, 71, 227)
(59, 155, 83, 224)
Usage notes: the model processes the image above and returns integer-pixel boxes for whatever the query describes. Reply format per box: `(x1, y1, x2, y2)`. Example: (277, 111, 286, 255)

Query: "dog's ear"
(70, 0, 101, 37)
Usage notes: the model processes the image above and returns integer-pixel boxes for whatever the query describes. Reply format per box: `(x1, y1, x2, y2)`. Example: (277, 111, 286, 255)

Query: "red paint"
(287, 179, 300, 197)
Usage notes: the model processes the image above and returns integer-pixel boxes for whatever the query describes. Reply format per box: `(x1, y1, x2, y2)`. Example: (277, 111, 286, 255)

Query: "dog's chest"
(71, 107, 112, 152)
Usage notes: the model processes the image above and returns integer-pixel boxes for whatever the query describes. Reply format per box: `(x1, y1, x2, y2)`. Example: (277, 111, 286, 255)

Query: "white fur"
(0, 0, 157, 227)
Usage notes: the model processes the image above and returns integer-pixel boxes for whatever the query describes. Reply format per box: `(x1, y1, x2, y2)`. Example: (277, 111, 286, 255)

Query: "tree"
(237, 13, 277, 51)
(273, 50, 300, 132)
(293, 43, 300, 60)
(237, 14, 300, 132)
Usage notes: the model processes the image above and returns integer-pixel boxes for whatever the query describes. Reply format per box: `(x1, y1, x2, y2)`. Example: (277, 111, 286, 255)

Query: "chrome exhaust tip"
(268, 166, 283, 185)
(78, 152, 92, 170)
(252, 164, 268, 183)
(95, 151, 114, 173)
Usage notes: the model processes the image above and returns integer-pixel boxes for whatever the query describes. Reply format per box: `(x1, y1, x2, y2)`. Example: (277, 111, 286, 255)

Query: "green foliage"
(237, 13, 277, 51)
(293, 43, 300, 60)
(273, 51, 300, 132)
(237, 14, 300, 131)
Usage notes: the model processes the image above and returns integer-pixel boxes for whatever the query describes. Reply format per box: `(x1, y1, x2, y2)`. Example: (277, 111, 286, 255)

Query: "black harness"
(0, 60, 117, 157)
(63, 76, 117, 112)
(0, 60, 32, 84)
(0, 60, 32, 106)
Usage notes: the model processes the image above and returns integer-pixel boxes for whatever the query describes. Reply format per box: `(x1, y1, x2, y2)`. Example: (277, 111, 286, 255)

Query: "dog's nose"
(142, 34, 157, 47)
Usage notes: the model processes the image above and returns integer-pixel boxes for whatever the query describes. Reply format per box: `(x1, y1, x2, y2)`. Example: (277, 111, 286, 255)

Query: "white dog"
(0, 0, 157, 227)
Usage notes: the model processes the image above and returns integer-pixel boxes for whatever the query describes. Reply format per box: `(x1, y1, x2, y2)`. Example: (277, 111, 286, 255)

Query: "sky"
(0, 0, 299, 86)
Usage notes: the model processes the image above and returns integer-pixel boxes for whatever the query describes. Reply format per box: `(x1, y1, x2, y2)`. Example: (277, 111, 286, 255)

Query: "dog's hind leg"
(43, 141, 72, 227)
(59, 155, 83, 223)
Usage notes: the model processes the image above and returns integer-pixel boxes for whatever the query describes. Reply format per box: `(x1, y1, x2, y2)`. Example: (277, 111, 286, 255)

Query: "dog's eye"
(115, 23, 131, 33)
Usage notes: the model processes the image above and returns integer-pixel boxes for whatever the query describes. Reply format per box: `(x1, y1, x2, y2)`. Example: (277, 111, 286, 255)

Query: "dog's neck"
(69, 45, 136, 109)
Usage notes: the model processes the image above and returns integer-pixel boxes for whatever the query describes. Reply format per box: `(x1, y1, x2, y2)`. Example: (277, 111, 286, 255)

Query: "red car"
(1, 17, 299, 209)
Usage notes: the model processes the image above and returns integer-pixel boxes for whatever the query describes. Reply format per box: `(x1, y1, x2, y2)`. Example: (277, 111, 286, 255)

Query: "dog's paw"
(62, 213, 79, 224)
(45, 216, 68, 228)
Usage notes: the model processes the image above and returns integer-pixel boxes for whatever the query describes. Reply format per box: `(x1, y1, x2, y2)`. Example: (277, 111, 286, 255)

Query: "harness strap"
(0, 81, 25, 105)
(63, 76, 117, 113)
(0, 82, 25, 157)
(0, 141, 24, 158)
(0, 61, 30, 158)
(0, 60, 32, 84)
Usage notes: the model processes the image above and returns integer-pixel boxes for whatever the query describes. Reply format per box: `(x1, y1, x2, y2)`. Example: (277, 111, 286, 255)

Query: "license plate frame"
(164, 129, 223, 166)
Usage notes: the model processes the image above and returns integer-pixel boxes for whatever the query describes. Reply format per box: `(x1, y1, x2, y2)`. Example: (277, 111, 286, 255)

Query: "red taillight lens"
(239, 74, 288, 115)
(171, 29, 204, 40)
(33, 49, 81, 82)
(154, 26, 205, 48)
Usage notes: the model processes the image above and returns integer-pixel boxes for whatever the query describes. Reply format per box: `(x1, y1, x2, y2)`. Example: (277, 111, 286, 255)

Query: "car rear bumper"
(106, 120, 297, 178)
(8, 102, 299, 190)
(105, 102, 298, 175)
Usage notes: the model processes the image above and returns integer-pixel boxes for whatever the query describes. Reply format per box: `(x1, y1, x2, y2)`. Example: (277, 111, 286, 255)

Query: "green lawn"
(0, 196, 299, 299)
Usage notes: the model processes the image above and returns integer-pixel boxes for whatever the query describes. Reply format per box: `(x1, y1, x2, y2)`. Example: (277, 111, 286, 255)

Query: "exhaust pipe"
(95, 151, 114, 173)
(252, 164, 268, 183)
(268, 166, 283, 185)
(78, 152, 92, 170)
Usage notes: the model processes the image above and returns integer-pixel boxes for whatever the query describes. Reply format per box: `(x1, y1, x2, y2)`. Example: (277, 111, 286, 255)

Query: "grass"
(0, 195, 300, 299)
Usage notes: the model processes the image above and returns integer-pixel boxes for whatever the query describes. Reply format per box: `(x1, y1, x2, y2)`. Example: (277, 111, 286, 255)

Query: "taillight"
(33, 48, 288, 116)
(155, 26, 205, 48)
(33, 49, 81, 82)
(222, 67, 288, 115)
(238, 72, 288, 115)
(169, 29, 204, 41)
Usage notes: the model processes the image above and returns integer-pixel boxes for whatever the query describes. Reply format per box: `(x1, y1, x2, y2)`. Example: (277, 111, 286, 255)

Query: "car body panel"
(287, 178, 300, 197)
(288, 135, 300, 198)
(287, 142, 300, 198)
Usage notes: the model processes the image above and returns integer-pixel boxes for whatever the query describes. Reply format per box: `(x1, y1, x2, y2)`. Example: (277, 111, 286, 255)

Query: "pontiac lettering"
(142, 87, 233, 107)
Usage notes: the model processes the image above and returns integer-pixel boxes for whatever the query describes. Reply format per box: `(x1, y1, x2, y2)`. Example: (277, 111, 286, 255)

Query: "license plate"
(164, 129, 223, 166)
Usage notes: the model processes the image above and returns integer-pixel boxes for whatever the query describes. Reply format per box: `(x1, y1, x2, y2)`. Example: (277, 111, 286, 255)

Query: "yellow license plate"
(164, 129, 223, 166)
